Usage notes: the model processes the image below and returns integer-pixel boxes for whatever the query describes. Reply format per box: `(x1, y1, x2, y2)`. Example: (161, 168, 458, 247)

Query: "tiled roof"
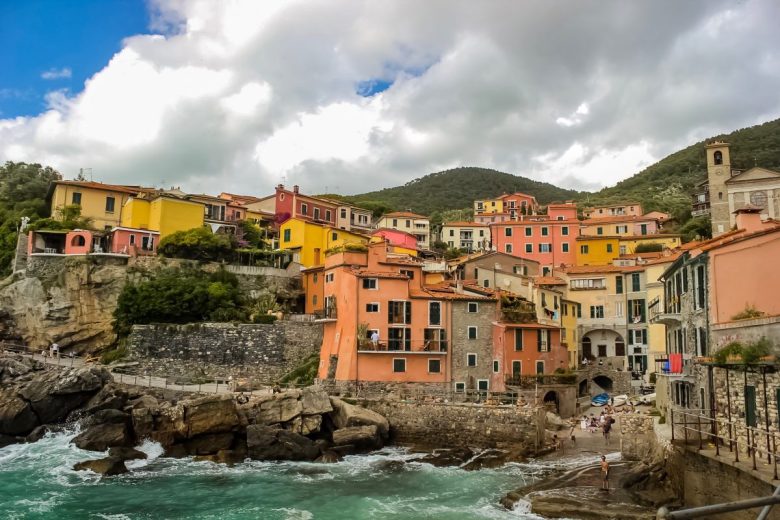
(561, 265, 624, 274)
(581, 215, 658, 225)
(496, 322, 561, 329)
(354, 270, 410, 279)
(442, 221, 489, 227)
(534, 276, 567, 286)
(696, 223, 780, 253)
(52, 180, 143, 195)
(382, 211, 428, 219)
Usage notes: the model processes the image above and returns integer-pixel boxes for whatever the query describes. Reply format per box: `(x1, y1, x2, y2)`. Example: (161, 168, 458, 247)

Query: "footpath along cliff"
(0, 355, 390, 475)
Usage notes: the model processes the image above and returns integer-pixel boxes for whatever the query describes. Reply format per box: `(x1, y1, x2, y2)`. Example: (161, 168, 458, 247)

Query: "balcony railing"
(357, 339, 448, 353)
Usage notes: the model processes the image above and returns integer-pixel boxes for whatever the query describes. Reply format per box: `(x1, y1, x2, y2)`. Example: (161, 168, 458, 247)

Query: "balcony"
(358, 339, 448, 354)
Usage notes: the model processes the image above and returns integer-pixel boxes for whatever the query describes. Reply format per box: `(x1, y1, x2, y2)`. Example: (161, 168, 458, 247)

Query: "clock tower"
(705, 141, 731, 236)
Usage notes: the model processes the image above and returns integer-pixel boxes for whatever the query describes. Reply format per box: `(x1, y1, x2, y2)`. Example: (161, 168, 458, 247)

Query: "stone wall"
(619, 413, 660, 461)
(451, 300, 494, 390)
(576, 365, 632, 395)
(127, 321, 322, 383)
(355, 398, 546, 450)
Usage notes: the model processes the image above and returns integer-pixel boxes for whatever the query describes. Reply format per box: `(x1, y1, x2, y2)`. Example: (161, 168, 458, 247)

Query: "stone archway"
(593, 375, 614, 392)
(543, 390, 560, 413)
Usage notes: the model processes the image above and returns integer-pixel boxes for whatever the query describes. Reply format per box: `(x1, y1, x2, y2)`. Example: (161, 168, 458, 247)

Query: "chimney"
(276, 183, 284, 191)
(734, 206, 764, 233)
(293, 185, 300, 194)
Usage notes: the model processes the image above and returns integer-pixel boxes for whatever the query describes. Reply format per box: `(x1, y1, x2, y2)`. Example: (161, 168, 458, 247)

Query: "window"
(525, 244, 533, 253)
(535, 361, 544, 374)
(714, 150, 723, 165)
(105, 196, 115, 213)
(301, 203, 308, 216)
(505, 227, 513, 237)
(388, 300, 411, 324)
(366, 303, 379, 313)
(696, 327, 707, 357)
(455, 382, 466, 392)
(424, 328, 447, 351)
(483, 279, 489, 288)
(129, 234, 136, 245)
(537, 329, 550, 352)
(429, 301, 441, 326)
(313, 273, 318, 283)
(590, 305, 604, 319)
(393, 359, 406, 373)
(615, 301, 624, 318)
(682, 267, 688, 292)
(561, 226, 569, 236)
(392, 218, 398, 226)
(467, 353, 477, 366)
(493, 360, 499, 373)
(514, 329, 523, 351)
(619, 245, 627, 255)
(325, 210, 331, 222)
(577, 304, 582, 318)
(629, 299, 646, 323)
(72, 192, 82, 205)
(570, 278, 606, 290)
(142, 236, 153, 251)
(580, 245, 589, 254)
(467, 326, 478, 339)
(467, 302, 478, 313)
(325, 273, 334, 283)
(695, 265, 706, 309)
(597, 227, 603, 235)
(541, 227, 549, 236)
(340, 208, 347, 218)
(428, 359, 441, 374)
(331, 232, 338, 241)
(477, 379, 489, 391)
(562, 243, 569, 253)
(405, 220, 411, 228)
(388, 328, 411, 351)
(314, 208, 321, 220)
(616, 225, 628, 234)
(324, 295, 337, 318)
(525, 227, 532, 236)
(631, 273, 641, 292)
(505, 244, 513, 253)
(363, 278, 378, 290)
(449, 229, 454, 237)
(283, 229, 291, 242)
(640, 224, 648, 235)
(539, 243, 551, 253)
(616, 276, 623, 294)
(479, 230, 484, 237)
(312, 295, 318, 306)
(606, 244, 613, 253)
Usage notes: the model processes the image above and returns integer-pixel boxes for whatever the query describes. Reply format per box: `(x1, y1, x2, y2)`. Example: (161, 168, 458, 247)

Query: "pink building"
(371, 228, 418, 250)
(109, 227, 159, 256)
(489, 202, 579, 272)
(28, 229, 95, 255)
(274, 184, 338, 227)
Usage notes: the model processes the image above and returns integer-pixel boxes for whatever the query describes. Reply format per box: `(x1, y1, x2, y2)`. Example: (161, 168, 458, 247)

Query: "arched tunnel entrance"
(543, 390, 560, 413)
(593, 375, 614, 393)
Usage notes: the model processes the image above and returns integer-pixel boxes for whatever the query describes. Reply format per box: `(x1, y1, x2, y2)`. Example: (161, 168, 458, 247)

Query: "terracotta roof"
(382, 211, 428, 219)
(575, 233, 681, 241)
(52, 180, 143, 195)
(583, 202, 641, 210)
(534, 276, 567, 286)
(561, 265, 624, 274)
(696, 223, 780, 253)
(442, 221, 489, 227)
(219, 192, 264, 204)
(496, 322, 561, 329)
(354, 270, 410, 280)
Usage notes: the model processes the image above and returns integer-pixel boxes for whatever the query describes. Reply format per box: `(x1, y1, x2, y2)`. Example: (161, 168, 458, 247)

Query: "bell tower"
(705, 141, 731, 236)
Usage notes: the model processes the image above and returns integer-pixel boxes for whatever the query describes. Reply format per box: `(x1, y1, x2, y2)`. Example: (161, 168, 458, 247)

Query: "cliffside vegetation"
(113, 267, 245, 336)
(0, 162, 61, 276)
(158, 227, 236, 261)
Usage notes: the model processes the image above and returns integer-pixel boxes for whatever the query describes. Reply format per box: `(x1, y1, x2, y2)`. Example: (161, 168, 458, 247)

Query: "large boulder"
(108, 446, 147, 461)
(329, 398, 389, 439)
(249, 393, 303, 426)
(331, 425, 382, 451)
(182, 395, 239, 437)
(71, 409, 132, 451)
(18, 366, 111, 424)
(131, 402, 186, 446)
(245, 424, 320, 461)
(180, 433, 235, 456)
(83, 384, 129, 414)
(301, 387, 332, 415)
(0, 357, 36, 383)
(73, 456, 128, 476)
(0, 389, 38, 436)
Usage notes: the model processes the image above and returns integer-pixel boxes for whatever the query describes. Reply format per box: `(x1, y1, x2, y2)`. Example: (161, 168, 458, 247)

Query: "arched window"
(71, 235, 86, 247)
(714, 151, 723, 165)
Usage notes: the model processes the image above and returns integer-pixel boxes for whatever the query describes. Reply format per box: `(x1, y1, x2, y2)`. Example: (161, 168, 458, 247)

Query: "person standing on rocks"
(600, 455, 610, 490)
(602, 417, 612, 445)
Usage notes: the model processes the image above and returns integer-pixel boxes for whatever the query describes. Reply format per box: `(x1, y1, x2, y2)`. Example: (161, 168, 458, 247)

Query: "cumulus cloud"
(3, 0, 780, 196)
(40, 67, 72, 80)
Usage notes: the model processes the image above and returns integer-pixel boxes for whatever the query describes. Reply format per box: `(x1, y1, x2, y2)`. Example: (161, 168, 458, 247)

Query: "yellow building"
(473, 197, 504, 214)
(48, 180, 140, 230)
(561, 298, 579, 368)
(120, 195, 205, 239)
(280, 218, 368, 267)
(576, 235, 682, 266)
(643, 255, 680, 376)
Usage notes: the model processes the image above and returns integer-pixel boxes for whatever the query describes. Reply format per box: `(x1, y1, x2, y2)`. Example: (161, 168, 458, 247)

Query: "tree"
(158, 227, 235, 261)
(679, 216, 712, 242)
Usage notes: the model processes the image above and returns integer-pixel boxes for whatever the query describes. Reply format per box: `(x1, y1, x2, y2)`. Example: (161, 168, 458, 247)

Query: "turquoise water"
(0, 428, 591, 519)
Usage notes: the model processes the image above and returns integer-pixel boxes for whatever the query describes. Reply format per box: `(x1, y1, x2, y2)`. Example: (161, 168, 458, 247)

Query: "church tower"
(705, 141, 731, 236)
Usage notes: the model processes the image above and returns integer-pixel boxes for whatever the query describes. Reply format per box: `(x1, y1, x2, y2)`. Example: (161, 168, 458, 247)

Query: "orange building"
(317, 241, 566, 393)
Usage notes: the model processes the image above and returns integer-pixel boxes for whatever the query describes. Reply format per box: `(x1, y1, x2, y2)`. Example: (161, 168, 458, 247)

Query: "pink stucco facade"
(110, 228, 159, 256)
(372, 228, 418, 250)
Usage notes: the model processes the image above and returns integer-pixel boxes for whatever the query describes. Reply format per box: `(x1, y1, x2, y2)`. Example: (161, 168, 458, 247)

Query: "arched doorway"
(71, 235, 86, 247)
(593, 375, 614, 393)
(543, 390, 560, 413)
(578, 379, 589, 397)
(582, 329, 626, 369)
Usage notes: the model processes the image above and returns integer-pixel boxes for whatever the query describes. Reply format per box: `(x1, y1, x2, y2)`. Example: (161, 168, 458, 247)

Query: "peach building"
(317, 241, 566, 393)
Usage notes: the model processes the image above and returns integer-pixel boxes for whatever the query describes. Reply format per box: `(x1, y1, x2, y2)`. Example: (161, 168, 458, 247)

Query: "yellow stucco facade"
(561, 298, 579, 368)
(619, 235, 681, 256)
(120, 196, 205, 239)
(576, 235, 682, 265)
(280, 218, 368, 267)
(474, 197, 504, 214)
(49, 181, 136, 230)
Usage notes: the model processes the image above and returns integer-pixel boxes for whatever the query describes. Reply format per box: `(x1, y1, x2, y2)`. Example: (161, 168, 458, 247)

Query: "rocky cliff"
(0, 256, 135, 353)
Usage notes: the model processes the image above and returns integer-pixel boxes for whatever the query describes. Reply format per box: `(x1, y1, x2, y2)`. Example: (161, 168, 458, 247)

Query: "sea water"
(0, 428, 597, 519)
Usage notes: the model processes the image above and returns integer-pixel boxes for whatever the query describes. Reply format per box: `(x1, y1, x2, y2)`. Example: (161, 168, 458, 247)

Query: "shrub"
(113, 266, 243, 335)
(634, 242, 664, 253)
(714, 342, 744, 364)
(157, 227, 235, 261)
(252, 314, 277, 324)
(731, 304, 766, 321)
(100, 344, 128, 364)
(279, 354, 319, 386)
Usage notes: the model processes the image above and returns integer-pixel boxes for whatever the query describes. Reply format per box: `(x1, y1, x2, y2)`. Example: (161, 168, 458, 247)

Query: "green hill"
(585, 117, 780, 221)
(348, 167, 581, 215)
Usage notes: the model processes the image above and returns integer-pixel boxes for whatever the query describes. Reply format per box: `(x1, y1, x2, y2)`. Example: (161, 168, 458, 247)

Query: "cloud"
(40, 67, 72, 80)
(2, 0, 780, 196)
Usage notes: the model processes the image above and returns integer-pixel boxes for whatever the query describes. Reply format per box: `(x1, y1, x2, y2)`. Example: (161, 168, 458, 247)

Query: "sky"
(1, 0, 780, 196)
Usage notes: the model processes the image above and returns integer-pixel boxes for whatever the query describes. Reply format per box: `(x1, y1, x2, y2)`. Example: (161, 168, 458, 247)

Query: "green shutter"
(537, 330, 542, 351)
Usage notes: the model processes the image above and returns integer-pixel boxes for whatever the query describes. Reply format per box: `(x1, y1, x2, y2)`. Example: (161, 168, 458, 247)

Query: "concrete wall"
(357, 399, 546, 450)
(127, 321, 322, 383)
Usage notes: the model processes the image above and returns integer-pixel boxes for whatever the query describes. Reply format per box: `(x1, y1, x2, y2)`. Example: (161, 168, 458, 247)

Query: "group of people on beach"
(579, 411, 616, 443)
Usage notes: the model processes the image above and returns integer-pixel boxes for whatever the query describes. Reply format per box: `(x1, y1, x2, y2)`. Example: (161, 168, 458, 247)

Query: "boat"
(639, 393, 656, 405)
(591, 393, 609, 406)
(612, 394, 629, 407)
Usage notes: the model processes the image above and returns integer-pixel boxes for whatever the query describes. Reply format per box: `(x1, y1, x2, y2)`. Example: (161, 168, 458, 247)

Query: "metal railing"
(357, 339, 448, 353)
(670, 408, 780, 480)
